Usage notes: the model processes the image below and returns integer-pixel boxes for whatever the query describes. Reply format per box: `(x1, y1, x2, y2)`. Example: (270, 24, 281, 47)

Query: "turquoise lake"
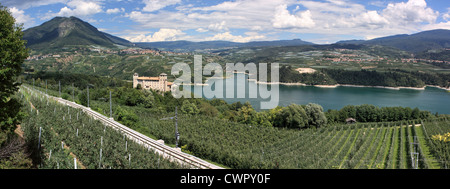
(190, 73, 450, 114)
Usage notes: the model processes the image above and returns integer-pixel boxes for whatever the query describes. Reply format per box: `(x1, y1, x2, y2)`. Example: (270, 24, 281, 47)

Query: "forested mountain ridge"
(23, 16, 450, 56)
(23, 16, 133, 49)
(277, 66, 450, 88)
(337, 29, 450, 52)
(135, 39, 314, 52)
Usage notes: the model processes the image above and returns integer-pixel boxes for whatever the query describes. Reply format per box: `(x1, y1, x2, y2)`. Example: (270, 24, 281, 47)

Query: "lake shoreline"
(253, 80, 438, 90)
(186, 74, 449, 91)
(187, 75, 449, 114)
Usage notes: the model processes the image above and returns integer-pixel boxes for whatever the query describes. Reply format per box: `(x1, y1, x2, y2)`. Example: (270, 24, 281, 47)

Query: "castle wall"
(133, 73, 170, 92)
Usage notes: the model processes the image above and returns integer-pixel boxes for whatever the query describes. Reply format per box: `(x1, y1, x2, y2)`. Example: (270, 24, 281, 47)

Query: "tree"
(181, 100, 199, 115)
(198, 102, 219, 117)
(0, 5, 28, 132)
(274, 104, 308, 129)
(339, 105, 356, 122)
(411, 107, 420, 119)
(325, 109, 340, 124)
(0, 4, 29, 168)
(230, 101, 243, 111)
(304, 103, 327, 127)
(112, 87, 153, 108)
(236, 104, 257, 125)
(115, 106, 139, 128)
(78, 89, 88, 106)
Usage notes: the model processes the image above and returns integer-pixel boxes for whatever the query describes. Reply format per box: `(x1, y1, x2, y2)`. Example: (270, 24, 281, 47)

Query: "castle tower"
(159, 73, 167, 92)
(133, 73, 139, 88)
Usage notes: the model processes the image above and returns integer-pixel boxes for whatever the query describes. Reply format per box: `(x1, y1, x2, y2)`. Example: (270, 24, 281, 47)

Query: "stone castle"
(133, 73, 172, 92)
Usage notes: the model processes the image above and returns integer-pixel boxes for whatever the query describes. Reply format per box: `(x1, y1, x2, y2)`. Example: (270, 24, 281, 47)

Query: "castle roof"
(137, 77, 159, 81)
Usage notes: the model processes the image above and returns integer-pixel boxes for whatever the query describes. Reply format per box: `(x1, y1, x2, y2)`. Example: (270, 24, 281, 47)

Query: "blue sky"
(1, 0, 449, 44)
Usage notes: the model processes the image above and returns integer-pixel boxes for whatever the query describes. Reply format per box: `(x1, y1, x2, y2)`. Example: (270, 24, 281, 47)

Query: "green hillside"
(23, 16, 132, 50)
(338, 29, 450, 52)
(21, 83, 450, 169)
(135, 39, 314, 52)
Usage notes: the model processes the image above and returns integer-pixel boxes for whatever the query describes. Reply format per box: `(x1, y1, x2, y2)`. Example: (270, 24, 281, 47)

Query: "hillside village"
(27, 47, 190, 61)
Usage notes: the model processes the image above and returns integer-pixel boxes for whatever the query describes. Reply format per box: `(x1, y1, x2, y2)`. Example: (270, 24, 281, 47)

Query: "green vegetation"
(276, 66, 450, 88)
(321, 69, 425, 87)
(24, 72, 434, 131)
(0, 5, 32, 169)
(338, 29, 450, 53)
(278, 65, 337, 85)
(326, 104, 430, 123)
(23, 16, 133, 50)
(5, 14, 449, 169)
(19, 87, 188, 169)
(416, 49, 450, 63)
(135, 39, 313, 53)
(421, 119, 450, 169)
(106, 105, 450, 169)
(20, 80, 450, 169)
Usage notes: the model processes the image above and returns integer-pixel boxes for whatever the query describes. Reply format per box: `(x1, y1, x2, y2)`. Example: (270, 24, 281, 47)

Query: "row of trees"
(179, 98, 328, 129)
(272, 103, 327, 129)
(325, 104, 431, 123)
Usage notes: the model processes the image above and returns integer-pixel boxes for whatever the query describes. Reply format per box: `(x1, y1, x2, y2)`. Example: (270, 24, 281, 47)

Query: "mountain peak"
(23, 16, 132, 49)
(57, 18, 77, 37)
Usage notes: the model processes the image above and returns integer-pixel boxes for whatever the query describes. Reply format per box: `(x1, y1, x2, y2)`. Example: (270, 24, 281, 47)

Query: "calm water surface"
(191, 73, 450, 114)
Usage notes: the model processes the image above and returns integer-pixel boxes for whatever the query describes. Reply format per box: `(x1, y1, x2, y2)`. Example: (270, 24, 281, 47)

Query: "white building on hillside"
(133, 73, 172, 92)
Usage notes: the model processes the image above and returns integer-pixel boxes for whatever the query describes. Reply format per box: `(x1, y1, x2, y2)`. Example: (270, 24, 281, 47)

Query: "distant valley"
(23, 16, 450, 55)
(22, 16, 450, 89)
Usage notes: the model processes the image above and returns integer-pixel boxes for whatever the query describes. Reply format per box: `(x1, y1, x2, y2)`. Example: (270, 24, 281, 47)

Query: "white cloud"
(207, 21, 228, 32)
(142, 0, 181, 12)
(126, 0, 299, 36)
(300, 0, 365, 15)
(8, 7, 34, 28)
(359, 11, 389, 27)
(251, 26, 263, 31)
(205, 32, 265, 43)
(421, 21, 450, 31)
(125, 28, 185, 42)
(106, 8, 125, 14)
(326, 0, 347, 6)
(189, 0, 296, 30)
(1, 0, 67, 10)
(289, 0, 444, 42)
(196, 28, 208, 33)
(194, 21, 228, 33)
(382, 0, 439, 25)
(42, 0, 103, 19)
(272, 4, 315, 29)
(442, 8, 450, 21)
(115, 0, 448, 44)
(126, 11, 190, 29)
(369, 1, 387, 7)
(444, 13, 450, 21)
